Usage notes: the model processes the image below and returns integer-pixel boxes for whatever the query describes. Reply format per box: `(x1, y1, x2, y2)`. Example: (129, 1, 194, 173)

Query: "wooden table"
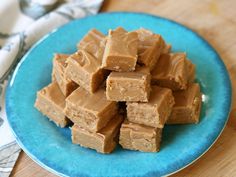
(11, 0, 236, 176)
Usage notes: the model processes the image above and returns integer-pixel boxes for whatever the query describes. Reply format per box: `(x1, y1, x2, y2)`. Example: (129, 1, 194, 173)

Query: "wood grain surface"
(11, 0, 236, 176)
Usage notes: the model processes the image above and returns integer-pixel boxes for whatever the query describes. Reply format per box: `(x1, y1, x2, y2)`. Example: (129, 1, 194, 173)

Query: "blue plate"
(6, 12, 232, 177)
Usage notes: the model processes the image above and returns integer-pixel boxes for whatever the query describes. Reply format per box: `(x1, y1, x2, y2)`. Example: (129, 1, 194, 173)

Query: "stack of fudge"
(35, 27, 202, 153)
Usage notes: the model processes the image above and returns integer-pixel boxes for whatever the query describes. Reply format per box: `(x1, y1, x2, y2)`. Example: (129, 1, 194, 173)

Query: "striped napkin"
(0, 0, 103, 176)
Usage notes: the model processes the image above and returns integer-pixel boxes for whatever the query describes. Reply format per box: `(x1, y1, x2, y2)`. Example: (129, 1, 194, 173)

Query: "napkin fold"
(0, 0, 103, 176)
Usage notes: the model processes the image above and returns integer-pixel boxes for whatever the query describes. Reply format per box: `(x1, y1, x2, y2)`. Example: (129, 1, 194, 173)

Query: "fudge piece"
(65, 87, 118, 132)
(119, 120, 162, 152)
(167, 83, 202, 124)
(34, 82, 69, 127)
(72, 114, 123, 153)
(106, 66, 151, 102)
(126, 86, 174, 128)
(77, 29, 106, 61)
(151, 53, 188, 90)
(52, 53, 78, 97)
(162, 43, 171, 54)
(136, 28, 164, 70)
(186, 59, 196, 83)
(102, 27, 138, 72)
(65, 50, 107, 93)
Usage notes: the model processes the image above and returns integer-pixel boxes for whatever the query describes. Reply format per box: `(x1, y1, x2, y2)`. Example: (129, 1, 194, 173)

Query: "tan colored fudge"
(186, 59, 196, 83)
(65, 50, 107, 93)
(167, 83, 202, 124)
(77, 29, 106, 61)
(119, 120, 162, 152)
(72, 114, 123, 153)
(106, 66, 151, 102)
(102, 27, 138, 72)
(126, 86, 174, 128)
(34, 82, 70, 127)
(52, 54, 78, 97)
(65, 87, 118, 132)
(162, 44, 171, 54)
(151, 53, 188, 90)
(136, 28, 164, 70)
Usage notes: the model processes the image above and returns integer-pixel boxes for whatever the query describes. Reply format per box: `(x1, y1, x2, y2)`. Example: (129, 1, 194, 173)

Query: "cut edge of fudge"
(72, 114, 123, 153)
(162, 44, 171, 54)
(166, 83, 202, 124)
(52, 53, 70, 71)
(65, 87, 118, 132)
(119, 120, 162, 152)
(65, 50, 106, 93)
(106, 66, 151, 102)
(52, 69, 78, 97)
(126, 86, 175, 128)
(186, 59, 196, 84)
(51, 53, 70, 84)
(34, 82, 70, 128)
(151, 53, 188, 90)
(51, 53, 78, 96)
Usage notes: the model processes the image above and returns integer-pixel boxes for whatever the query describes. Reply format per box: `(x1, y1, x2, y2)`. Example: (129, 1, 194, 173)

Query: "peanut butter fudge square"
(65, 50, 107, 93)
(52, 54, 78, 97)
(77, 29, 106, 61)
(106, 66, 151, 102)
(34, 82, 70, 127)
(119, 120, 162, 152)
(167, 83, 202, 124)
(102, 27, 138, 72)
(65, 87, 118, 132)
(136, 28, 164, 70)
(186, 59, 196, 83)
(151, 53, 188, 90)
(126, 86, 174, 128)
(72, 114, 123, 153)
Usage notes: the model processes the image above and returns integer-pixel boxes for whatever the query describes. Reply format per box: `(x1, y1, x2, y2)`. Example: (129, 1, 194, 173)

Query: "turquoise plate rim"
(5, 12, 232, 177)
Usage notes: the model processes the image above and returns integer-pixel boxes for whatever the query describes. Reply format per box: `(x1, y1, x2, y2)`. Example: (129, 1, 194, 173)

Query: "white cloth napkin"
(0, 0, 103, 176)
